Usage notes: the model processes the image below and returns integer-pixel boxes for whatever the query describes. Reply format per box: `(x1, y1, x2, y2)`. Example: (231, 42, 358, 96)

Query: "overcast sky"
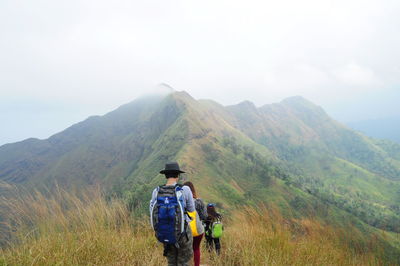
(1, 0, 400, 145)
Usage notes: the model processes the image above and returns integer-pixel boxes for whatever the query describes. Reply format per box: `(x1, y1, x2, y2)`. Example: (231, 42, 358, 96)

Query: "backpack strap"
(150, 187, 160, 230)
(174, 184, 185, 234)
(185, 211, 193, 221)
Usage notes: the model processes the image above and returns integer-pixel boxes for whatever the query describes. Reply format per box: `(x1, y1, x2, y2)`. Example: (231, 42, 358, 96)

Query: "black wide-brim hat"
(159, 162, 185, 174)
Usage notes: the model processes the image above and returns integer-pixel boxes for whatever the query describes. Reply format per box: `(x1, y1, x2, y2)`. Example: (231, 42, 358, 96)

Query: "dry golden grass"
(204, 207, 382, 266)
(0, 185, 388, 265)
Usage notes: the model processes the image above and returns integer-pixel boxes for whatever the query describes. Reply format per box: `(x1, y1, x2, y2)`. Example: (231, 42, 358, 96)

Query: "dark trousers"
(205, 235, 221, 255)
(193, 233, 203, 266)
(164, 229, 193, 266)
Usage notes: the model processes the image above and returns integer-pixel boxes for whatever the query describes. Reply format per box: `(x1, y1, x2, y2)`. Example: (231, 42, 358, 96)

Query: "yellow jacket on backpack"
(187, 210, 204, 237)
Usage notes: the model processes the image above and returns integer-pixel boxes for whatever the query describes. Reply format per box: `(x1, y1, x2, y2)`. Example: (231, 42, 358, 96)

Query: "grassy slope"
(159, 93, 400, 260)
(1, 91, 400, 262)
(1, 187, 396, 266)
(0, 95, 181, 187)
(212, 96, 400, 232)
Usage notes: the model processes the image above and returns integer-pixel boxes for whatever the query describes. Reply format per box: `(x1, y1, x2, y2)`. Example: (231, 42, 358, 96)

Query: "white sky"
(1, 0, 400, 145)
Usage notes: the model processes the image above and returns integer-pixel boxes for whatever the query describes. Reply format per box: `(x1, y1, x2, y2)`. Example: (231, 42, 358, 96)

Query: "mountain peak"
(239, 100, 256, 107)
(170, 90, 197, 104)
(281, 95, 313, 105)
(281, 96, 323, 112)
(228, 100, 257, 110)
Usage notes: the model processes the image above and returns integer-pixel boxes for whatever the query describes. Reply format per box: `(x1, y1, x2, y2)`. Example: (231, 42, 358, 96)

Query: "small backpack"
(150, 184, 185, 245)
(188, 209, 204, 237)
(211, 220, 223, 238)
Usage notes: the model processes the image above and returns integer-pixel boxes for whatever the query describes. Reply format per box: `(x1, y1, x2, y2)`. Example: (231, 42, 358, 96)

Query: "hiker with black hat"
(150, 162, 195, 266)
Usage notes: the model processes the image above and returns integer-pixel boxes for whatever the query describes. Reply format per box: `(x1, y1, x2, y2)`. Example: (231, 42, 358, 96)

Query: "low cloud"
(0, 0, 400, 144)
(332, 63, 381, 88)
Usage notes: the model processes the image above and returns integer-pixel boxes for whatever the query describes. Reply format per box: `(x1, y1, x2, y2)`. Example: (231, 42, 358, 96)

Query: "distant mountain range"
(1, 91, 400, 242)
(347, 117, 400, 144)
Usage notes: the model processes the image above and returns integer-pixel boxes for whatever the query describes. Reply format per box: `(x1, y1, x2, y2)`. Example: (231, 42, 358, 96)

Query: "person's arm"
(204, 217, 211, 232)
(149, 188, 158, 214)
(182, 186, 195, 212)
(197, 199, 208, 221)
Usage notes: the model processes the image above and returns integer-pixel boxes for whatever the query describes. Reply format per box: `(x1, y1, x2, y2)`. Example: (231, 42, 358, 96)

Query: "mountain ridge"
(1, 91, 400, 238)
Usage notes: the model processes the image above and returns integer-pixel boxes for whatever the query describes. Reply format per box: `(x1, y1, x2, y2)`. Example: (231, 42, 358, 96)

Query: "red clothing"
(193, 233, 204, 266)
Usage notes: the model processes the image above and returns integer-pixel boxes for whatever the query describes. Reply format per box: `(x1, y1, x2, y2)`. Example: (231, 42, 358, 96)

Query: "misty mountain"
(1, 91, 400, 236)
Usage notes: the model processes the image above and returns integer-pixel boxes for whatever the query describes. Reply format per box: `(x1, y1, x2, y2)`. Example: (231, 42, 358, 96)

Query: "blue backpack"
(150, 184, 186, 246)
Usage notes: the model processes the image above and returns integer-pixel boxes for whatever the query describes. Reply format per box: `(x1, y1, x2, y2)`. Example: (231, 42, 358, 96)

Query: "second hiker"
(183, 181, 207, 266)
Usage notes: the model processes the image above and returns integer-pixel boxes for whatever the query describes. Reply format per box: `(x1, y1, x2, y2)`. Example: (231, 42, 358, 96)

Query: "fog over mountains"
(2, 0, 400, 262)
(1, 91, 400, 235)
